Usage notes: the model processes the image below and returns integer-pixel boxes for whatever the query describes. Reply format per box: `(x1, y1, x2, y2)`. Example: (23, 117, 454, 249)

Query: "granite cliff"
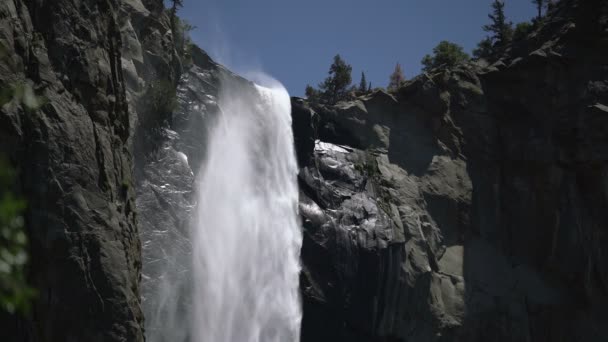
(294, 1, 608, 340)
(1, 0, 606, 341)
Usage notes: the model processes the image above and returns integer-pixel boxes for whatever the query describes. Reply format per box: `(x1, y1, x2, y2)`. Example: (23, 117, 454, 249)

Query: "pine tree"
(170, 0, 184, 52)
(318, 54, 353, 104)
(483, 0, 513, 50)
(513, 21, 533, 41)
(421, 41, 470, 72)
(472, 37, 494, 60)
(387, 63, 405, 92)
(170, 0, 184, 28)
(359, 72, 368, 92)
(368, 82, 372, 92)
(305, 84, 320, 101)
(531, 0, 545, 21)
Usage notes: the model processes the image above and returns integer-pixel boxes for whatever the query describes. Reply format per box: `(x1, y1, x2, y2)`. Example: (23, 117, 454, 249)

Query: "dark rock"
(1, 0, 143, 340)
(1, 0, 607, 341)
(294, 1, 608, 340)
(291, 97, 318, 167)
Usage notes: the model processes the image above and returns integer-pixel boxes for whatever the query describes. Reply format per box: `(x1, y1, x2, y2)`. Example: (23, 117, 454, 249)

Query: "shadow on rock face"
(291, 1, 608, 339)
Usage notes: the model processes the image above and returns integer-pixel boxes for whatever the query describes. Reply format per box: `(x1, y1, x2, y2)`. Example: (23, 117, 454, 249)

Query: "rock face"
(1, 0, 143, 340)
(294, 1, 608, 341)
(1, 0, 607, 341)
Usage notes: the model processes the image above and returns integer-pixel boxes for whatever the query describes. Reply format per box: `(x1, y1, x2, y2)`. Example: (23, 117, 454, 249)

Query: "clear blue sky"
(175, 0, 537, 96)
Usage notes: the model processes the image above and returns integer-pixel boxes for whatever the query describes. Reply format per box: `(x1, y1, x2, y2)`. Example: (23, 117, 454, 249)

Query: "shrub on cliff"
(473, 37, 494, 60)
(139, 80, 177, 134)
(305, 54, 353, 104)
(305, 84, 321, 102)
(513, 21, 534, 41)
(421, 41, 470, 72)
(174, 18, 196, 65)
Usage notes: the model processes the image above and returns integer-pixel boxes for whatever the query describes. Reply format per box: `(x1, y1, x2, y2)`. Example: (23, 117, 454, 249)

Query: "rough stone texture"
(0, 0, 143, 340)
(294, 1, 608, 341)
(1, 0, 607, 341)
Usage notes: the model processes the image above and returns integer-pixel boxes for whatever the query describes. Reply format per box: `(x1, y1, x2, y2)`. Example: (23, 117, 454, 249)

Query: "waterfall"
(191, 76, 302, 342)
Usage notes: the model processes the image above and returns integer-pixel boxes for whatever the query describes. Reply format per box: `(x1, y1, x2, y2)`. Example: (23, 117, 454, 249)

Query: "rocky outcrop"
(294, 1, 608, 340)
(1, 0, 143, 340)
(1, 0, 606, 341)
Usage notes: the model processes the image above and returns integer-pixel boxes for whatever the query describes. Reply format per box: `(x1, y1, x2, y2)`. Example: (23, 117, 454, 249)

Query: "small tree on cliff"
(483, 0, 513, 51)
(387, 63, 406, 92)
(513, 21, 534, 41)
(472, 37, 494, 60)
(359, 72, 368, 92)
(531, 0, 546, 21)
(305, 84, 321, 101)
(318, 54, 353, 104)
(170, 0, 183, 30)
(421, 41, 470, 72)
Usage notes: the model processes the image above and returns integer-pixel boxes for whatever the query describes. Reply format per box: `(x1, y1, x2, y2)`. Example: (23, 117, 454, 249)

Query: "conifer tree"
(531, 0, 545, 21)
(472, 37, 494, 60)
(318, 54, 353, 104)
(305, 84, 320, 101)
(387, 63, 405, 92)
(483, 0, 513, 50)
(359, 72, 368, 92)
(170, 0, 183, 29)
(169, 0, 184, 54)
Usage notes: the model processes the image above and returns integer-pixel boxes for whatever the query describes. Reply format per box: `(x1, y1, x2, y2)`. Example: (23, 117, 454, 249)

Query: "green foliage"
(387, 63, 406, 92)
(513, 21, 534, 41)
(0, 43, 47, 110)
(174, 17, 196, 63)
(140, 80, 177, 131)
(318, 54, 353, 104)
(359, 72, 368, 92)
(169, 0, 186, 60)
(472, 37, 494, 60)
(0, 82, 47, 118)
(0, 156, 35, 314)
(483, 0, 513, 50)
(304, 84, 321, 101)
(306, 55, 353, 104)
(421, 41, 470, 72)
(472, 0, 514, 61)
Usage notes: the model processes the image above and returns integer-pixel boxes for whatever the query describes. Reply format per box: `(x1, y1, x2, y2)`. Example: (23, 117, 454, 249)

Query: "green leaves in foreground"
(0, 156, 35, 314)
(0, 83, 45, 110)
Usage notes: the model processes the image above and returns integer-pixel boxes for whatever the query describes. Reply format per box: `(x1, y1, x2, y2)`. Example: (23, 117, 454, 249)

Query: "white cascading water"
(191, 76, 302, 342)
